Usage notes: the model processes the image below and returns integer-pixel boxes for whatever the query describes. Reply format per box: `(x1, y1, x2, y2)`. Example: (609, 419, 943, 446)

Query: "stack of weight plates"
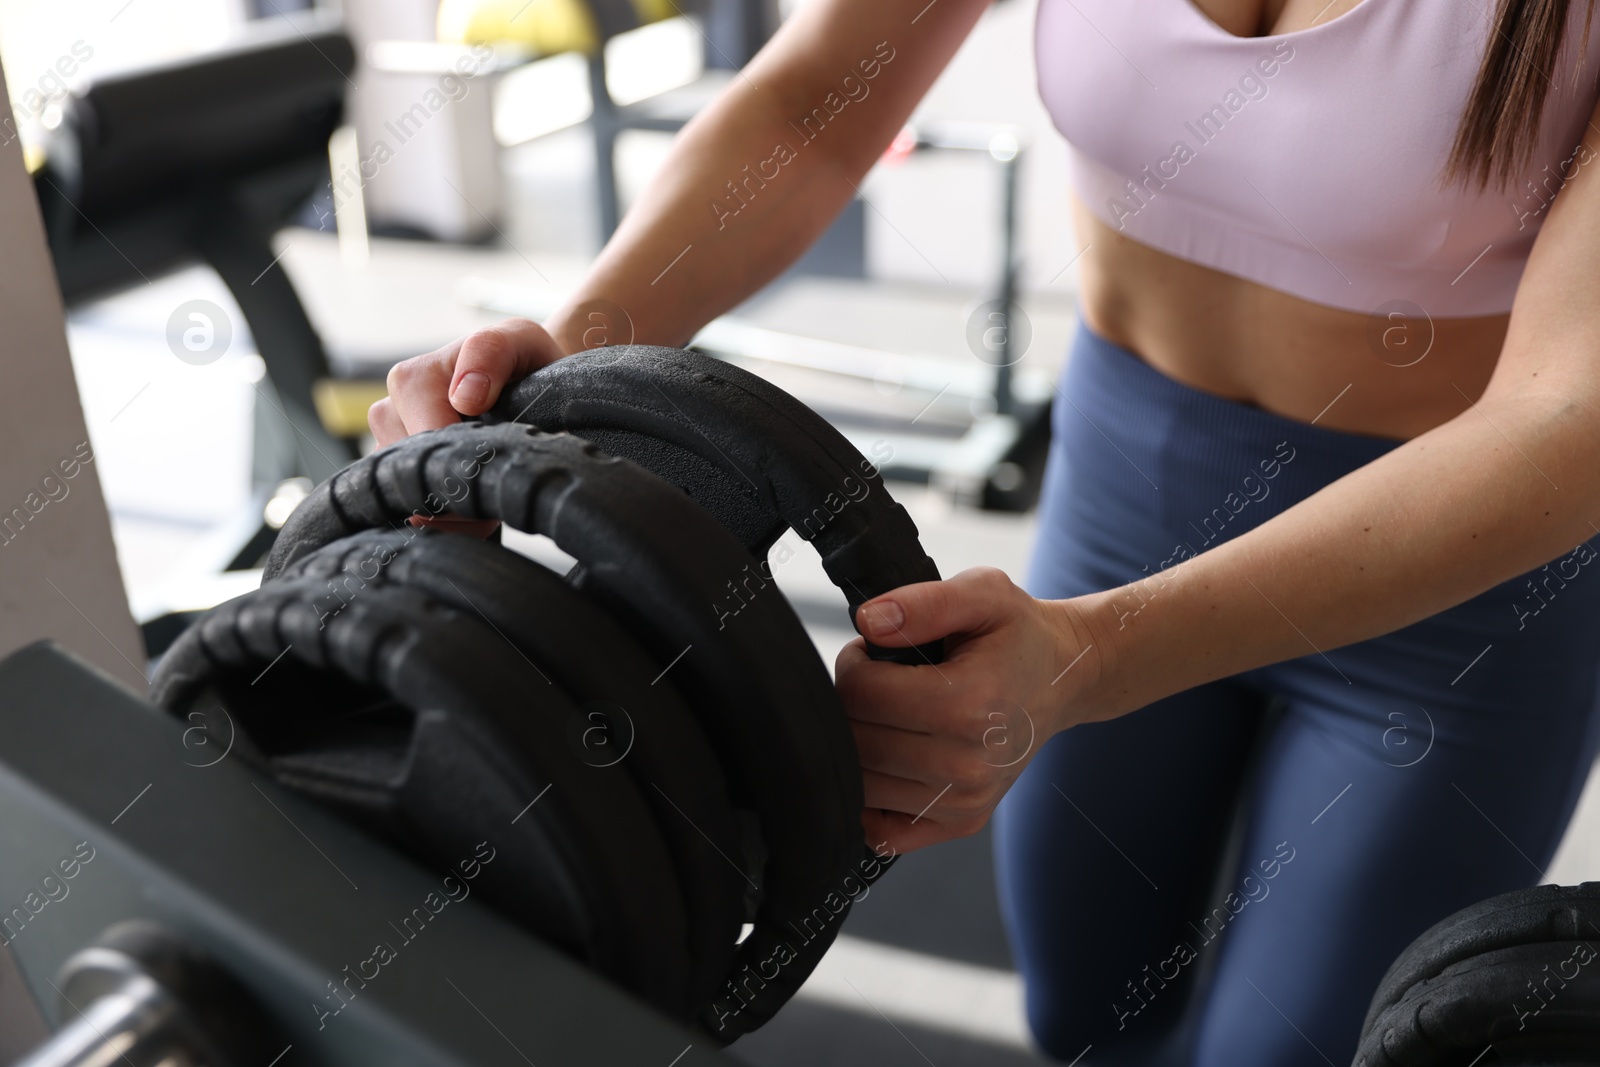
(151, 347, 943, 1040)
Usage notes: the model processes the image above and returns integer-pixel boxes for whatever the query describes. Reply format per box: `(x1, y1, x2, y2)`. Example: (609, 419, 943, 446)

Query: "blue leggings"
(992, 322, 1600, 1066)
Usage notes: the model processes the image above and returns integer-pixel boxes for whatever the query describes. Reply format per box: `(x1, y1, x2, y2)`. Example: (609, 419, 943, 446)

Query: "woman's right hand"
(368, 317, 568, 448)
(365, 317, 567, 537)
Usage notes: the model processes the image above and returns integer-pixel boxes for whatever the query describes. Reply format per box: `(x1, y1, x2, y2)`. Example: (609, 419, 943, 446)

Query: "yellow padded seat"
(437, 0, 680, 56)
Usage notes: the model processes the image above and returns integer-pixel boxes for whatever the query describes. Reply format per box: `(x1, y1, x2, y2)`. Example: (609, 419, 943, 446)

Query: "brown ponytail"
(1446, 0, 1596, 190)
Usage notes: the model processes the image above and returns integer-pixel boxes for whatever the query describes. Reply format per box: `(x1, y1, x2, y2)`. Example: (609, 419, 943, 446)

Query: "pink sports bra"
(1036, 0, 1600, 316)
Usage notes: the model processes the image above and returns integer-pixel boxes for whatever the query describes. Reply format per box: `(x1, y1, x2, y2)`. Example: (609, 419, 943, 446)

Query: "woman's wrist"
(1037, 591, 1122, 735)
(1059, 555, 1265, 726)
(544, 299, 609, 356)
(546, 275, 700, 355)
(1041, 585, 1167, 731)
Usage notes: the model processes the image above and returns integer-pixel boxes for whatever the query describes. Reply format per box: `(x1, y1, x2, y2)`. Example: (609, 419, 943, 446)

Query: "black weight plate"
(278, 526, 746, 1014)
(260, 424, 863, 1038)
(150, 576, 695, 1015)
(1356, 940, 1600, 1066)
(1362, 883, 1600, 1040)
(485, 345, 943, 665)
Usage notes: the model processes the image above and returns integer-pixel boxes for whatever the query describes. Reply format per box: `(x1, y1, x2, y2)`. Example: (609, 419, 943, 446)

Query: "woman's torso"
(1040, 0, 1600, 439)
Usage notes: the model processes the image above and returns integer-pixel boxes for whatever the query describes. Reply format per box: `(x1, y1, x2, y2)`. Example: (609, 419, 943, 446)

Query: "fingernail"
(860, 599, 904, 637)
(451, 371, 490, 411)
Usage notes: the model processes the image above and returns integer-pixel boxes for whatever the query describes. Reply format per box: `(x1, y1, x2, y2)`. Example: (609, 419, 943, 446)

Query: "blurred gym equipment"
(436, 0, 758, 240)
(33, 11, 359, 580)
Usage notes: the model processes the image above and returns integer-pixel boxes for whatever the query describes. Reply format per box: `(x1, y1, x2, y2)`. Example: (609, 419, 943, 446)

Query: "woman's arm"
(839, 100, 1600, 854)
(546, 0, 993, 352)
(372, 0, 992, 442)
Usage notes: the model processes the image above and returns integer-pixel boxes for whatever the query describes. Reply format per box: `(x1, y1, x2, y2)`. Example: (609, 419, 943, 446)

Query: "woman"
(372, 0, 1600, 1061)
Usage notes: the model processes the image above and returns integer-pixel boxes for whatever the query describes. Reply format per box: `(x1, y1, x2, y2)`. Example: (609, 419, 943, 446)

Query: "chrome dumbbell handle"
(13, 961, 192, 1067)
(12, 922, 274, 1067)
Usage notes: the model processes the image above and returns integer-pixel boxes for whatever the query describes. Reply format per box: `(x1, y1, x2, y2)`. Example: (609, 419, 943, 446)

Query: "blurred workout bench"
(34, 11, 361, 586)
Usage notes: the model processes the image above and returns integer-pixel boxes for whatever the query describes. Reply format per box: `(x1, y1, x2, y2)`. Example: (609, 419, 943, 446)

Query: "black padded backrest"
(51, 12, 352, 218)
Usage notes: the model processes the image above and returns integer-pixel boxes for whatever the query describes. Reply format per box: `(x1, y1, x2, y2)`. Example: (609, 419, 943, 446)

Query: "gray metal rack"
(0, 642, 732, 1067)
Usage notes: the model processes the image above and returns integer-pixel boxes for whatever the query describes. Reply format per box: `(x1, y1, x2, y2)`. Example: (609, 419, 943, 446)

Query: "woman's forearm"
(546, 76, 857, 352)
(545, 0, 994, 354)
(1071, 385, 1600, 720)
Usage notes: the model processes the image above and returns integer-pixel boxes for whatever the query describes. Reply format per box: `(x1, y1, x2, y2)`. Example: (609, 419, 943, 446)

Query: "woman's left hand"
(836, 567, 1105, 854)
